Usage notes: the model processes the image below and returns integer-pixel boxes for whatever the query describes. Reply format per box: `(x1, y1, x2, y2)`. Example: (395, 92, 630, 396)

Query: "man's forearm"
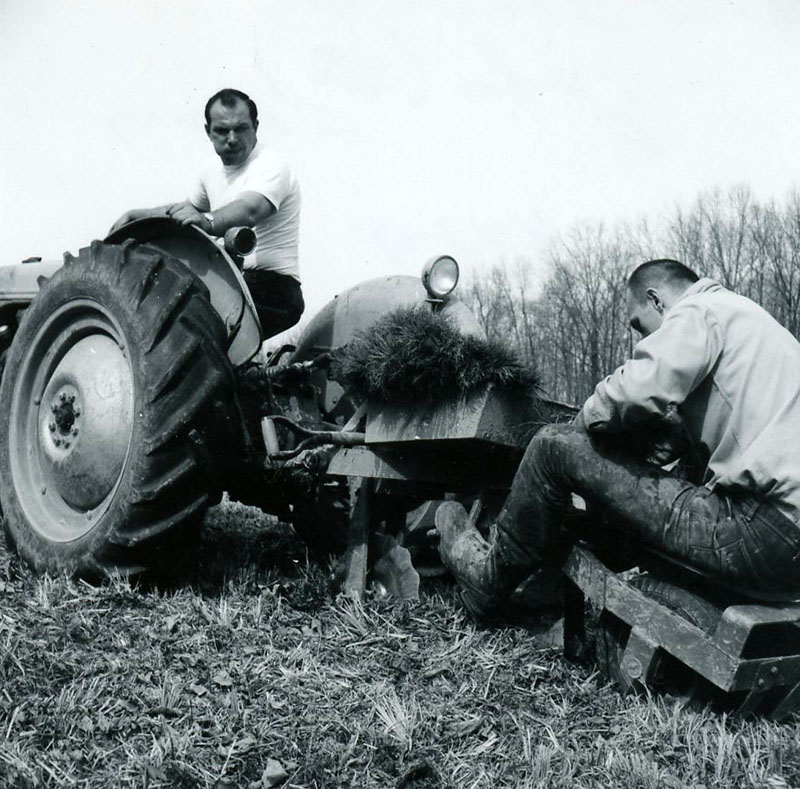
(201, 195, 274, 236)
(203, 204, 254, 236)
(583, 303, 721, 434)
(165, 193, 273, 237)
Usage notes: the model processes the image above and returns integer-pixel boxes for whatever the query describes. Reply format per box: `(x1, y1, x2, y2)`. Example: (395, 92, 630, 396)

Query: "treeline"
(466, 185, 800, 404)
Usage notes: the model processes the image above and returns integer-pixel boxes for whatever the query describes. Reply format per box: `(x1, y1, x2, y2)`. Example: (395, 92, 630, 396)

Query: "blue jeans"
(492, 424, 800, 598)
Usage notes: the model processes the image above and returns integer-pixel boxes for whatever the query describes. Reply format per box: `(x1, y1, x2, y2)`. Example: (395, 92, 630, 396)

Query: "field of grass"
(1, 499, 799, 788)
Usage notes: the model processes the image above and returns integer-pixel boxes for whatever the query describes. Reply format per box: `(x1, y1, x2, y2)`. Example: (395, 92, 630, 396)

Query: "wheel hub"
(38, 334, 134, 512)
(49, 388, 81, 446)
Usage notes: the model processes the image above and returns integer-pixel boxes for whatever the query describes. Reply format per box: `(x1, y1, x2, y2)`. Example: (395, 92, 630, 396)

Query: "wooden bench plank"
(343, 477, 372, 599)
(564, 546, 738, 689)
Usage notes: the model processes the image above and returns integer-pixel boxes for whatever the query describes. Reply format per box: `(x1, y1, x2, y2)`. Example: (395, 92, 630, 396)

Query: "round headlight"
(421, 255, 459, 298)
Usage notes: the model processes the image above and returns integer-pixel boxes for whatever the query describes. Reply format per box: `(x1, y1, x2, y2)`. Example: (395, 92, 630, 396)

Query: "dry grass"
(1, 500, 799, 788)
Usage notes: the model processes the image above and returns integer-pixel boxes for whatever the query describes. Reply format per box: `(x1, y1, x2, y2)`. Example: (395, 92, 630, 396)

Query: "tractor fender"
(107, 218, 262, 366)
(291, 274, 484, 417)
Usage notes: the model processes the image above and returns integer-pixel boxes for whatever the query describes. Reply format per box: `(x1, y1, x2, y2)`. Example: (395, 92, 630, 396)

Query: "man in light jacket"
(437, 258, 800, 620)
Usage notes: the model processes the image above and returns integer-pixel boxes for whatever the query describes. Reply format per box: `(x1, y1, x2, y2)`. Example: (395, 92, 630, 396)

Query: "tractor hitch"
(264, 415, 366, 461)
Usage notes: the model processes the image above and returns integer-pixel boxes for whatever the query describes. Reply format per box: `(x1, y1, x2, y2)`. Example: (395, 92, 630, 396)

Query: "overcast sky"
(2, 0, 799, 314)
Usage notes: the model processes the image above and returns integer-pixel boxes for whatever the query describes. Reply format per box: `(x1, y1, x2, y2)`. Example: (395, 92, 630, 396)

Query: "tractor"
(0, 218, 548, 585)
(1, 219, 799, 718)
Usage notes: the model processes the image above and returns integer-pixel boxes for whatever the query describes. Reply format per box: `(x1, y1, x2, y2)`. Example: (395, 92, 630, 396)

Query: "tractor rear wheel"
(0, 239, 240, 577)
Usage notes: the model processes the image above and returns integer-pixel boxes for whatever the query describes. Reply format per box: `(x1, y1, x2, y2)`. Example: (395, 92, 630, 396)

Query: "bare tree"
(467, 184, 800, 407)
(530, 222, 640, 402)
(466, 258, 538, 368)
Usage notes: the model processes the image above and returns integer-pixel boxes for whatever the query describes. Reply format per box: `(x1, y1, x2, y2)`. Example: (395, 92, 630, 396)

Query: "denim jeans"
(492, 424, 800, 598)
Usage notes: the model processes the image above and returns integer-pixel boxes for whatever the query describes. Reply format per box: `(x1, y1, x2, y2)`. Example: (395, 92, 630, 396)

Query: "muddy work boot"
(435, 501, 526, 621)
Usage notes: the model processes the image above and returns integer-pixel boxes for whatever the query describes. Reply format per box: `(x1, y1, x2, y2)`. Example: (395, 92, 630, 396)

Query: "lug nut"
(49, 422, 56, 432)
(54, 438, 61, 447)
(64, 442, 70, 449)
(51, 404, 58, 413)
(68, 395, 75, 403)
(74, 409, 81, 417)
(72, 429, 78, 437)
(59, 393, 66, 402)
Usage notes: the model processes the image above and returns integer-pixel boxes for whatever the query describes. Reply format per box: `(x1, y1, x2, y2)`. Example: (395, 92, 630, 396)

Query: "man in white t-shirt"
(110, 88, 303, 339)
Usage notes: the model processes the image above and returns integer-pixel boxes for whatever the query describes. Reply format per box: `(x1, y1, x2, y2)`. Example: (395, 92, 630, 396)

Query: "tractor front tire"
(0, 239, 239, 577)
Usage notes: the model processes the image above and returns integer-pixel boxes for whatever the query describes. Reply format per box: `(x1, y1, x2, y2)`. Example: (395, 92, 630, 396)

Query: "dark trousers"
(242, 269, 305, 340)
(489, 424, 800, 601)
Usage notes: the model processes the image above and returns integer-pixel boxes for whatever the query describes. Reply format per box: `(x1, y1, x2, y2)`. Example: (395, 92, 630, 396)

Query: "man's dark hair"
(204, 88, 259, 128)
(628, 258, 699, 301)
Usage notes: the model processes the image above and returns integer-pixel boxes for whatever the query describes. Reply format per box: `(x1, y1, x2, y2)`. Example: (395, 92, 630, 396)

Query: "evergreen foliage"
(330, 306, 539, 404)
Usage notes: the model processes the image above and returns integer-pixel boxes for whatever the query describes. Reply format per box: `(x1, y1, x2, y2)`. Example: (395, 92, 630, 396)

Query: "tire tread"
(0, 239, 241, 576)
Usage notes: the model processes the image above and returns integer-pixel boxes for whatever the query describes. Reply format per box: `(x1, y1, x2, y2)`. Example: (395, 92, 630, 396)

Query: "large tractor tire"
(0, 239, 240, 577)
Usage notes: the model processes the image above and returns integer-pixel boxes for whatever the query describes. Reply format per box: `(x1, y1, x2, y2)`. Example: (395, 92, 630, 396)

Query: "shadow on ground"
(143, 496, 334, 610)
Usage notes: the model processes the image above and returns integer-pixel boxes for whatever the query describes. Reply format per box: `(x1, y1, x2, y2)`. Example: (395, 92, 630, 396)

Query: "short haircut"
(628, 258, 699, 301)
(204, 89, 258, 128)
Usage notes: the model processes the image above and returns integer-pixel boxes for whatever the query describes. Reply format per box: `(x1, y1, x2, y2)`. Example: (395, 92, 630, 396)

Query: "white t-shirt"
(190, 143, 301, 280)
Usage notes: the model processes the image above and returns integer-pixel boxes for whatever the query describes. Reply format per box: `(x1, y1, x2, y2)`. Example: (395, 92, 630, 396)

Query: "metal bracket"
(265, 415, 366, 460)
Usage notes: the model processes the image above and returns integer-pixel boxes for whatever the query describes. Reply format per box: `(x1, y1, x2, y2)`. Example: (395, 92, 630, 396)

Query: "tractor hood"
(292, 274, 484, 363)
(290, 269, 484, 418)
(0, 258, 62, 303)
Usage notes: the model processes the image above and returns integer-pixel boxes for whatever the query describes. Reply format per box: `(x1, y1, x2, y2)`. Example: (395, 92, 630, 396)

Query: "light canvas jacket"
(581, 278, 800, 522)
